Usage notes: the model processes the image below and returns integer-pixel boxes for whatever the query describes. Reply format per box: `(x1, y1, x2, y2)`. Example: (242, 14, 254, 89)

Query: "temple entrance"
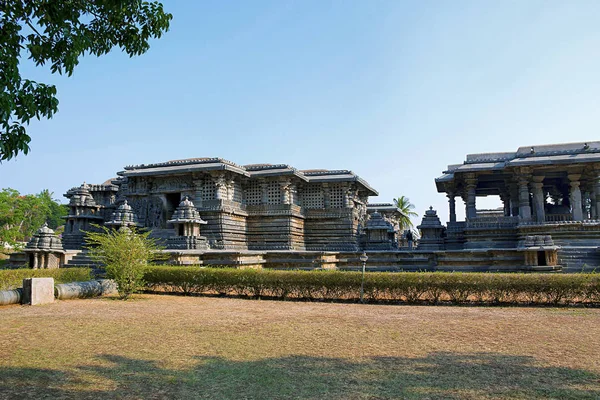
(165, 193, 182, 227)
(166, 193, 181, 214)
(537, 251, 547, 266)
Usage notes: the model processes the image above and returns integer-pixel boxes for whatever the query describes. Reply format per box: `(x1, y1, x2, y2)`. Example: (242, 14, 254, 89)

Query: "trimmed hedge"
(144, 267, 600, 305)
(0, 268, 92, 291)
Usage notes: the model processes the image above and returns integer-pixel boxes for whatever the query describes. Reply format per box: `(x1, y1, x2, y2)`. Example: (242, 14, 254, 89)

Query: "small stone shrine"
(23, 223, 65, 269)
(104, 200, 140, 229)
(364, 211, 397, 250)
(167, 197, 208, 250)
(518, 235, 559, 268)
(416, 207, 445, 250)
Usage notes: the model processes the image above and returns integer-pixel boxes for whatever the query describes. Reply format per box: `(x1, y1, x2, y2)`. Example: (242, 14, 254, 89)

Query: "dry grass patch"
(1, 296, 599, 399)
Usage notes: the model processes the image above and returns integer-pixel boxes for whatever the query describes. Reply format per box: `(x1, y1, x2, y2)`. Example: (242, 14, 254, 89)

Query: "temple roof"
(435, 141, 600, 192)
(367, 203, 407, 218)
(118, 158, 378, 195)
(25, 223, 64, 252)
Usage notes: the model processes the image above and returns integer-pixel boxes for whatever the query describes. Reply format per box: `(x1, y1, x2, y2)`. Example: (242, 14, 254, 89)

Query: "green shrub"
(142, 267, 600, 306)
(0, 268, 91, 291)
(86, 226, 165, 300)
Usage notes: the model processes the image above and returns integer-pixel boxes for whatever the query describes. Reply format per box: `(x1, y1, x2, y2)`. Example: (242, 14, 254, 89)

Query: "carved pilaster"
(260, 181, 268, 204)
(227, 179, 235, 201)
(322, 184, 330, 209)
(279, 179, 292, 205)
(212, 173, 227, 201)
(193, 178, 203, 207)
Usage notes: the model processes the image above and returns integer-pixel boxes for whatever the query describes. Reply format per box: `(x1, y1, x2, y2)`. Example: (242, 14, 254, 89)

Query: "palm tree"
(393, 195, 418, 231)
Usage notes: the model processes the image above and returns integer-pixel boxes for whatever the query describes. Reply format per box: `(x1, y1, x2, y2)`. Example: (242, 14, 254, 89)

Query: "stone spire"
(364, 211, 396, 250)
(25, 223, 64, 252)
(167, 197, 208, 250)
(104, 200, 140, 229)
(416, 207, 445, 250)
(168, 197, 206, 225)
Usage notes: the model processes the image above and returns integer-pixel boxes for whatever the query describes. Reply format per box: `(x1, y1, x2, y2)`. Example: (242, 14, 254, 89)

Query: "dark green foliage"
(0, 0, 172, 160)
(0, 267, 91, 290)
(144, 267, 600, 306)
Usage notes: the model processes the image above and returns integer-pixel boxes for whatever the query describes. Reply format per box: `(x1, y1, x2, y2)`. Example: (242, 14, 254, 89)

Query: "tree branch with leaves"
(0, 0, 172, 161)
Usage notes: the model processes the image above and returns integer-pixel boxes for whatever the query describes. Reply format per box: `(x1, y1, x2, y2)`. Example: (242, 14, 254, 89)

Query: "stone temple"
(28, 158, 406, 270)
(433, 141, 600, 271)
(14, 141, 600, 272)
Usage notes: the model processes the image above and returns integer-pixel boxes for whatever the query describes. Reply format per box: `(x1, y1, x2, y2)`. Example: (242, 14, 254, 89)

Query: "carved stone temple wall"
(64, 158, 381, 252)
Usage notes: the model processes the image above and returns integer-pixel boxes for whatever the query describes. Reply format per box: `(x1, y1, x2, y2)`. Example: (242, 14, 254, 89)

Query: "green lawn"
(1, 296, 599, 399)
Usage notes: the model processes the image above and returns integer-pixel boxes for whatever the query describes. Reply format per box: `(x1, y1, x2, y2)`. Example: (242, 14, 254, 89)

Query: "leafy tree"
(86, 225, 164, 299)
(0, 187, 66, 252)
(393, 195, 418, 231)
(1, 1, 172, 161)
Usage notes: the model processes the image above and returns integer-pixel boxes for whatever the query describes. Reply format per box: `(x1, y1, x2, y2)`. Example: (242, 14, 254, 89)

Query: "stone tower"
(63, 183, 104, 249)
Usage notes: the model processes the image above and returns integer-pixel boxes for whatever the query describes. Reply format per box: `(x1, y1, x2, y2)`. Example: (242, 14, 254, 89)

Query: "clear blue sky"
(3, 0, 600, 225)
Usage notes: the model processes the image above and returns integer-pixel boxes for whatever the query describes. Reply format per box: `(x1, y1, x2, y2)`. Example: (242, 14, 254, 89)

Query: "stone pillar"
(509, 184, 519, 217)
(214, 173, 226, 200)
(594, 171, 600, 219)
(227, 179, 235, 201)
(465, 175, 477, 220)
(517, 175, 532, 221)
(531, 176, 545, 223)
(447, 191, 456, 223)
(582, 189, 591, 219)
(32, 254, 38, 270)
(344, 187, 353, 208)
(569, 174, 583, 221)
(591, 191, 597, 219)
(499, 191, 511, 217)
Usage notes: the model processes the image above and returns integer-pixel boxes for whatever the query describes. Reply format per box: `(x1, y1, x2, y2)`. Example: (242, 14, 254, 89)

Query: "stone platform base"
(161, 248, 574, 272)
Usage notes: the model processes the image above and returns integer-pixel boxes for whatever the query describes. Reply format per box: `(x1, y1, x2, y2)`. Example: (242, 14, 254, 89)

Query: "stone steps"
(65, 251, 99, 267)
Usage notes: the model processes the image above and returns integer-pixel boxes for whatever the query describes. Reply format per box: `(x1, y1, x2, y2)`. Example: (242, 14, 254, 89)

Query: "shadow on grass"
(0, 352, 598, 399)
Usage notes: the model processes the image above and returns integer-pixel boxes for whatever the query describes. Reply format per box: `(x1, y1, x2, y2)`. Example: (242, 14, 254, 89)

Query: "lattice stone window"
(202, 178, 215, 201)
(267, 181, 281, 205)
(303, 184, 324, 209)
(329, 184, 344, 208)
(245, 181, 262, 205)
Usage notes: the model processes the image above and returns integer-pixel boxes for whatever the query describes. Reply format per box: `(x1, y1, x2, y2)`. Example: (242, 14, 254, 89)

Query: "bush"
(0, 268, 91, 291)
(86, 226, 164, 299)
(143, 267, 600, 306)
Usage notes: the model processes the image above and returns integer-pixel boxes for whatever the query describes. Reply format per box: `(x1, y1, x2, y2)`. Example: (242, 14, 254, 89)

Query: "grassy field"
(1, 296, 599, 399)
